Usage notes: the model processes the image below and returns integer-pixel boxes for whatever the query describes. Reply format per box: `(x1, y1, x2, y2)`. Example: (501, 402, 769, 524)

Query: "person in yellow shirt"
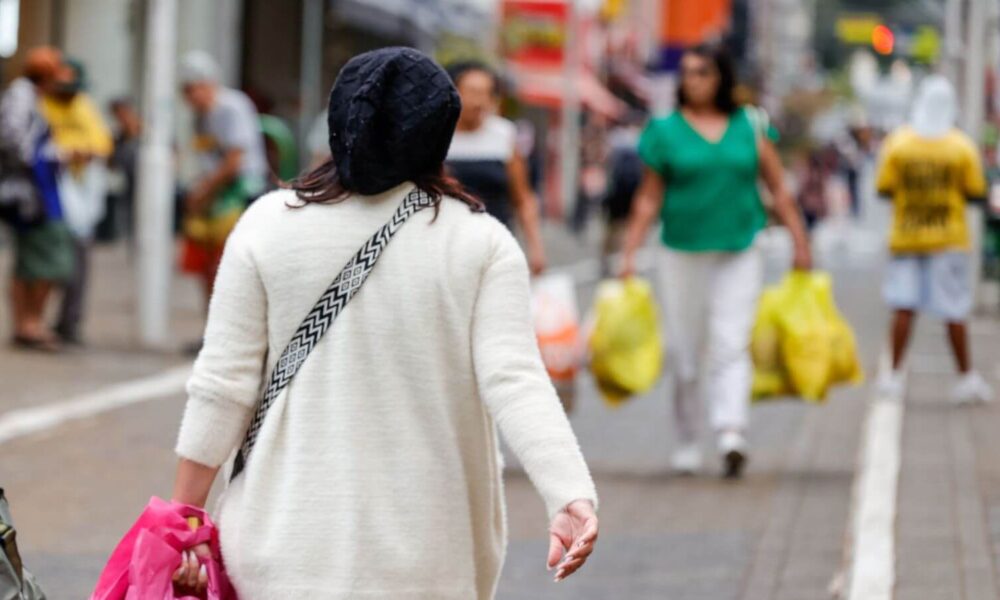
(40, 60, 113, 345)
(875, 75, 993, 404)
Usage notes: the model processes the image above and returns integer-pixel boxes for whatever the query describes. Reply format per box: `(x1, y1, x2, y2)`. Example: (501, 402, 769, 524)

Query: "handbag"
(230, 186, 435, 479)
(0, 489, 47, 600)
(0, 152, 45, 227)
(90, 497, 234, 600)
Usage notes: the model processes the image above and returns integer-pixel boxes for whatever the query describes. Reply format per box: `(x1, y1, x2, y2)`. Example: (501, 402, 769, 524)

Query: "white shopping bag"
(530, 273, 581, 384)
(59, 162, 107, 240)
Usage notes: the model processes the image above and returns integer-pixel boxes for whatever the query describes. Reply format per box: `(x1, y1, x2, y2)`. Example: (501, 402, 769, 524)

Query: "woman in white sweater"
(170, 48, 598, 599)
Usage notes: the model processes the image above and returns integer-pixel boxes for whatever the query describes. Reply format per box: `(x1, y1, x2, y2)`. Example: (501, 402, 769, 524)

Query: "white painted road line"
(0, 365, 192, 445)
(847, 351, 904, 600)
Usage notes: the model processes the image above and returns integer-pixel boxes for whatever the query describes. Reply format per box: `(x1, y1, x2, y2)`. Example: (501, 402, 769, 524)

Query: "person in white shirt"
(446, 61, 547, 274)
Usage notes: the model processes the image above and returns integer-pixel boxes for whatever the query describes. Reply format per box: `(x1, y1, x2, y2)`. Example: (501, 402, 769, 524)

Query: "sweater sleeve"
(175, 223, 267, 467)
(471, 230, 598, 518)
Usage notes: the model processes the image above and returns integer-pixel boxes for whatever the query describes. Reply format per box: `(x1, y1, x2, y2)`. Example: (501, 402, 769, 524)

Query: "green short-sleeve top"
(638, 107, 769, 252)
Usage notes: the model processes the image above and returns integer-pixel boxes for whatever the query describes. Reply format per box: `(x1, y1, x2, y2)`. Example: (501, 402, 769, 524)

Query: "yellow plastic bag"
(751, 271, 864, 403)
(588, 278, 663, 407)
(778, 272, 834, 401)
(750, 288, 792, 400)
(824, 295, 864, 387)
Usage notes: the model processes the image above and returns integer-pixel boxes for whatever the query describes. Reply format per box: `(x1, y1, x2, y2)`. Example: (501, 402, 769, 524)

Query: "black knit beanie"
(327, 47, 461, 195)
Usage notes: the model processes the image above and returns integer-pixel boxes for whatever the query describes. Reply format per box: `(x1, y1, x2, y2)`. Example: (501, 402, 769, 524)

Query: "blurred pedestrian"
(170, 48, 597, 599)
(242, 88, 299, 185)
(875, 75, 994, 404)
(620, 43, 812, 478)
(445, 61, 547, 274)
(601, 110, 644, 276)
(41, 59, 113, 345)
(515, 118, 543, 192)
(101, 97, 142, 242)
(797, 150, 829, 231)
(838, 126, 864, 217)
(571, 114, 610, 235)
(178, 51, 267, 312)
(0, 47, 74, 352)
(258, 113, 298, 184)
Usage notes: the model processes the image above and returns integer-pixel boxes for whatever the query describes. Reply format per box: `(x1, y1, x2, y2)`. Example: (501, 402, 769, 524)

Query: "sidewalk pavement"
(2, 221, 999, 599)
(896, 313, 1000, 600)
(0, 240, 205, 411)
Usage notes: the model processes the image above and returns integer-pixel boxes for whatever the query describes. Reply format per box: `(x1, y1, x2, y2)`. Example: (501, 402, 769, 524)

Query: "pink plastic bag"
(91, 496, 237, 600)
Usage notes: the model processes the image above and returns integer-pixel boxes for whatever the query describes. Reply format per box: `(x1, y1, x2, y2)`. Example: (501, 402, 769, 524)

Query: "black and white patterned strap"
(231, 187, 435, 479)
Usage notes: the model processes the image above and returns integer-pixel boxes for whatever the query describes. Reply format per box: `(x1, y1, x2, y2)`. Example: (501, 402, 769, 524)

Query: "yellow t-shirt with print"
(876, 126, 985, 253)
(40, 94, 113, 158)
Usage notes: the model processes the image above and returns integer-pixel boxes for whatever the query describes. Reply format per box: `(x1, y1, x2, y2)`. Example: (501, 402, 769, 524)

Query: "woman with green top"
(621, 44, 811, 478)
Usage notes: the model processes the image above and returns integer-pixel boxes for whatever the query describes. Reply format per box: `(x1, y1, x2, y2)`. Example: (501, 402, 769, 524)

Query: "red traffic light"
(872, 25, 894, 55)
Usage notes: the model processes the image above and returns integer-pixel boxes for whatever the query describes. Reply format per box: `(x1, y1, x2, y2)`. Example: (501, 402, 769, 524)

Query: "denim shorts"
(883, 251, 972, 321)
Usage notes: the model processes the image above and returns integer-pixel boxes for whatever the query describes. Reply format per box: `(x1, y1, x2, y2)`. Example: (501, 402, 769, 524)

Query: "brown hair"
(287, 159, 484, 216)
(23, 47, 63, 84)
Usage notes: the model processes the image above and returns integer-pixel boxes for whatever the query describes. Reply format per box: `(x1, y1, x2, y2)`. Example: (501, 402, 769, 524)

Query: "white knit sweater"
(175, 183, 597, 599)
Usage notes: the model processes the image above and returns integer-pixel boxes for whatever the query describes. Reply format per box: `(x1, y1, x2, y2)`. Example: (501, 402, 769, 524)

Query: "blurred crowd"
(2, 39, 1000, 361)
(0, 46, 294, 353)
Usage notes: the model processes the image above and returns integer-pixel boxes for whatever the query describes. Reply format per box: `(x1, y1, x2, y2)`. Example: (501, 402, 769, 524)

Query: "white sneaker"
(671, 443, 703, 475)
(718, 431, 748, 479)
(950, 371, 995, 406)
(875, 369, 905, 399)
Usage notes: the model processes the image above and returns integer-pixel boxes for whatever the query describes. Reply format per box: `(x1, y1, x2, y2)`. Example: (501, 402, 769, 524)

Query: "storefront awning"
(332, 0, 491, 42)
(509, 67, 627, 120)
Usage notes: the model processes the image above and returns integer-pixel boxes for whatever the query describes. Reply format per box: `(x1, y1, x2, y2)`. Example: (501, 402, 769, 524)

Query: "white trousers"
(656, 246, 762, 443)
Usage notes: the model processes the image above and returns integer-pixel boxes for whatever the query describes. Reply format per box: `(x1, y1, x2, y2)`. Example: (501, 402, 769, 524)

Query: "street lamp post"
(560, 0, 580, 221)
(135, 0, 177, 347)
(963, 0, 986, 135)
(298, 0, 324, 170)
(943, 0, 964, 87)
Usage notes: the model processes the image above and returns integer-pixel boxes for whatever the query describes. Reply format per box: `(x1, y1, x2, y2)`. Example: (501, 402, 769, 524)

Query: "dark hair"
(446, 60, 502, 97)
(677, 43, 738, 114)
(288, 159, 484, 216)
(109, 96, 134, 112)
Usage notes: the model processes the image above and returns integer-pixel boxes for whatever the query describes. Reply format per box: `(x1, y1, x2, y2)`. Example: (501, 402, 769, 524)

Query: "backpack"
(0, 489, 46, 600)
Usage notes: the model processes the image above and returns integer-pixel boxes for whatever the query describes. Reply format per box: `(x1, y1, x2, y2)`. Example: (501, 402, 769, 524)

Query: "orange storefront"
(657, 0, 732, 70)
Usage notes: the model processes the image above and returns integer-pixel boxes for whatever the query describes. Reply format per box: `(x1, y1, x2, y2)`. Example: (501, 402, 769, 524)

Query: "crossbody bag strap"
(231, 187, 435, 480)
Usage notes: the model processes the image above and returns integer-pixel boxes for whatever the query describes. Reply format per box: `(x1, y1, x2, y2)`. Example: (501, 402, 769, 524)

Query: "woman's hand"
(173, 548, 209, 597)
(170, 459, 220, 597)
(619, 251, 637, 279)
(792, 242, 813, 271)
(547, 499, 599, 582)
(527, 243, 547, 276)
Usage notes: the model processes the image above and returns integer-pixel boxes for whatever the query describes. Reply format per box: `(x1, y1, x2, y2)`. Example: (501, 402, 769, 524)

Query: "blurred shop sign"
(501, 0, 568, 68)
(908, 26, 940, 64)
(836, 14, 880, 45)
(600, 0, 626, 22)
(333, 0, 491, 41)
(836, 14, 940, 64)
(654, 0, 731, 71)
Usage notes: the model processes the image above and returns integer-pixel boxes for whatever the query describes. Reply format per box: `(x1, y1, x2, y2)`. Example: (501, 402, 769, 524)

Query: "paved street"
(1, 216, 999, 599)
